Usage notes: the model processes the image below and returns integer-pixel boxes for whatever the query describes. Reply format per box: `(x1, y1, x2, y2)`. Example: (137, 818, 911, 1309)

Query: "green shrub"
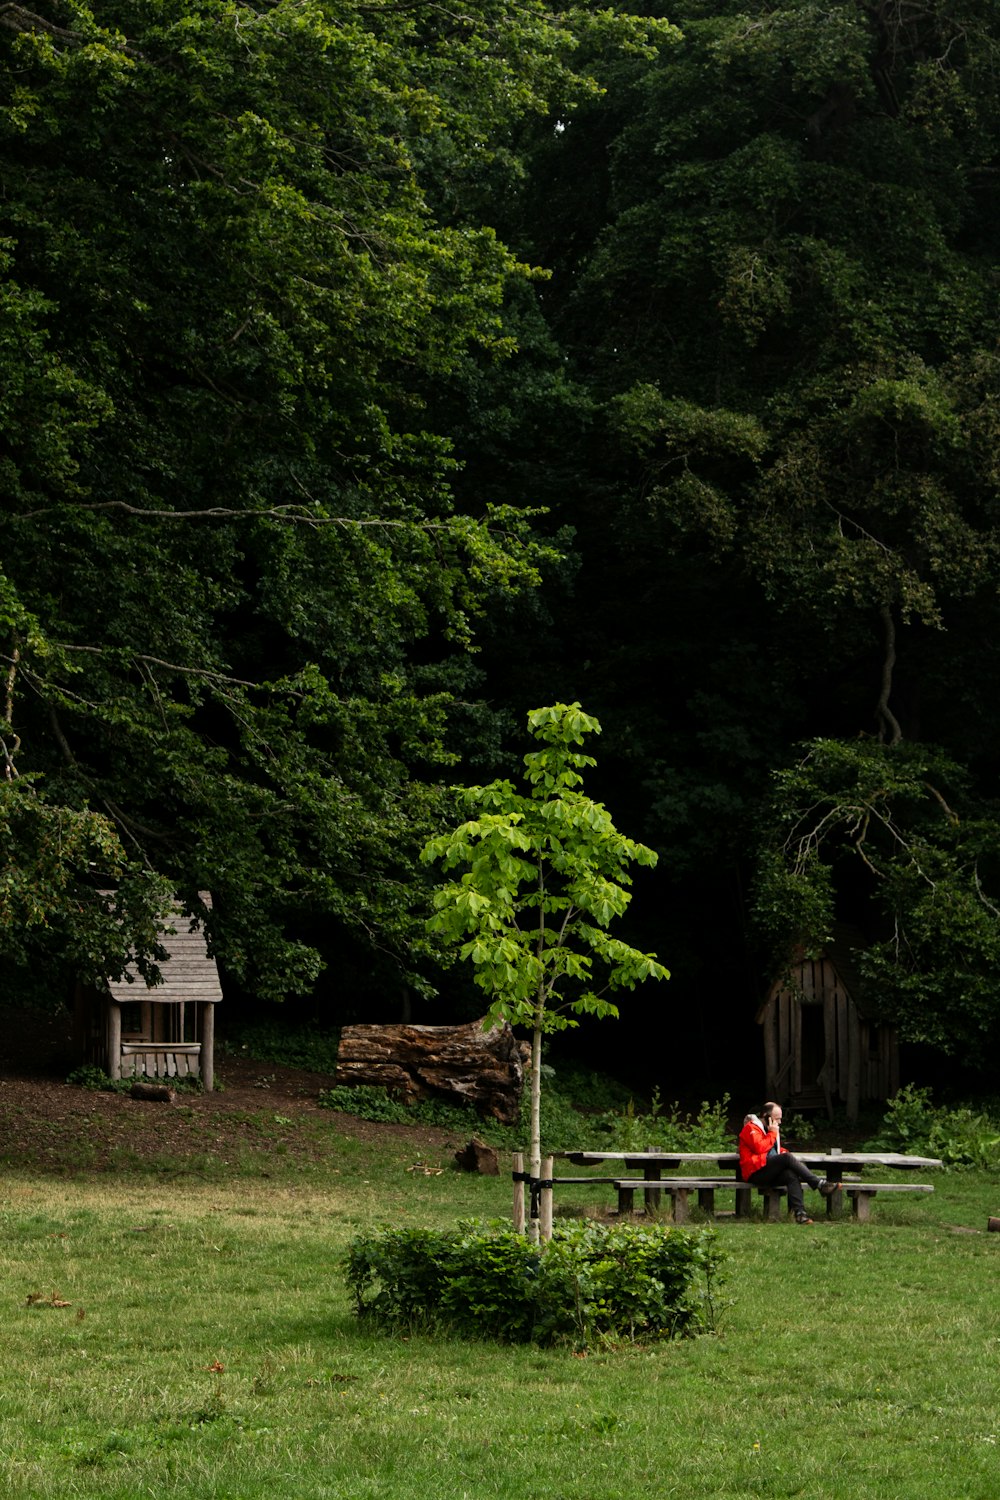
(864, 1083, 1000, 1169)
(317, 1084, 414, 1123)
(597, 1089, 732, 1152)
(66, 1065, 126, 1093)
(344, 1219, 726, 1348)
(65, 1065, 204, 1095)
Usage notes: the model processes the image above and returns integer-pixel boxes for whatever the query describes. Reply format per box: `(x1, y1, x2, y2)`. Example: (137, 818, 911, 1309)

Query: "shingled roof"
(106, 894, 222, 1006)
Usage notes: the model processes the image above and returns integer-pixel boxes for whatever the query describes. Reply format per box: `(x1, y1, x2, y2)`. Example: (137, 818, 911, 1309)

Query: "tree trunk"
(335, 1018, 529, 1124)
(528, 1019, 543, 1245)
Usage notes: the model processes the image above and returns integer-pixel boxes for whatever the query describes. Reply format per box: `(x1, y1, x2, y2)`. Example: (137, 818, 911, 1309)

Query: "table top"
(561, 1150, 943, 1170)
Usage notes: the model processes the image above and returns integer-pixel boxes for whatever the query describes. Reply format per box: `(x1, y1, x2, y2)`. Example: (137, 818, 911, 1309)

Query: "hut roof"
(760, 922, 875, 1019)
(106, 893, 222, 1006)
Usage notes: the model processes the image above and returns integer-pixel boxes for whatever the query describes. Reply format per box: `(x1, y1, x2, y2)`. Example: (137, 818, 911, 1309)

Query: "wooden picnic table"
(553, 1149, 943, 1220)
(560, 1149, 943, 1176)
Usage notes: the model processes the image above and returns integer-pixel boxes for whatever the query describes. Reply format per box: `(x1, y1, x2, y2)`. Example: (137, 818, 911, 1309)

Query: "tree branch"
(875, 603, 903, 745)
(3, 642, 20, 780)
(0, 3, 143, 56)
(17, 499, 457, 532)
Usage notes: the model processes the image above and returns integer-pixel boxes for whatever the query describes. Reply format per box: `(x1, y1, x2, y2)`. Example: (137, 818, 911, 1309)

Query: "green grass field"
(2, 1124, 999, 1499)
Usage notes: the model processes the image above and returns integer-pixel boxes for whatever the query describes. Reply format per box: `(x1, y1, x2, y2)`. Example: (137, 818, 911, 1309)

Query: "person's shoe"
(818, 1179, 842, 1197)
(794, 1211, 814, 1224)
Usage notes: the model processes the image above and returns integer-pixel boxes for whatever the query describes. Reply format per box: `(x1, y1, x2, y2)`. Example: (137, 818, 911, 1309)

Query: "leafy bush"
(782, 1112, 817, 1145)
(344, 1219, 725, 1348)
(65, 1065, 203, 1095)
(597, 1090, 733, 1152)
(864, 1083, 1000, 1169)
(66, 1065, 128, 1093)
(317, 1084, 498, 1134)
(317, 1084, 415, 1123)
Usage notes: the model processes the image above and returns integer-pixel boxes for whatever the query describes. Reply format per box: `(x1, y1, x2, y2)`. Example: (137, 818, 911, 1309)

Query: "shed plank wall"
(761, 955, 898, 1114)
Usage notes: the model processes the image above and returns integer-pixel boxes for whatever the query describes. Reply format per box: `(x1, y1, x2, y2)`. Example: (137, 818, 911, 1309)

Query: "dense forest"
(3, 0, 1000, 1096)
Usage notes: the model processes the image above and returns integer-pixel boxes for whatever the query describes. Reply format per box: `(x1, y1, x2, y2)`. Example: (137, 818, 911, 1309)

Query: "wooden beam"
(107, 1002, 122, 1080)
(200, 1001, 215, 1093)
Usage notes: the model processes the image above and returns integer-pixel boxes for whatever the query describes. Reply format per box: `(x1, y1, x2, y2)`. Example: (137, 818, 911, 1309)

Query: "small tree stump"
(129, 1082, 176, 1103)
(454, 1138, 500, 1175)
(988, 1216, 1000, 1233)
(335, 1018, 528, 1124)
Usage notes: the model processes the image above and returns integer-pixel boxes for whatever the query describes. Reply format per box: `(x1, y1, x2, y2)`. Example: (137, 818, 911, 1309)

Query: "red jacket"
(738, 1118, 786, 1179)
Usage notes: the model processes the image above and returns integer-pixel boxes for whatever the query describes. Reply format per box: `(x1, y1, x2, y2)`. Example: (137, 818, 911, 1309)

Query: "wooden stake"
(540, 1155, 554, 1243)
(512, 1152, 525, 1235)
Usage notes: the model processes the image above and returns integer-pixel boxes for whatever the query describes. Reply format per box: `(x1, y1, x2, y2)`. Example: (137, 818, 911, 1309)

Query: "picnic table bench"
(515, 1150, 942, 1228)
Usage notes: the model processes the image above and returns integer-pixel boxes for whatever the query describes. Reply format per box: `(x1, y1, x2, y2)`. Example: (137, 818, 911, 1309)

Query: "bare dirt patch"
(0, 1006, 459, 1174)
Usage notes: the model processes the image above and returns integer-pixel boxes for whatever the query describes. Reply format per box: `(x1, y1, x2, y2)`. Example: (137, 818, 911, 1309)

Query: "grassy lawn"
(2, 1125, 999, 1499)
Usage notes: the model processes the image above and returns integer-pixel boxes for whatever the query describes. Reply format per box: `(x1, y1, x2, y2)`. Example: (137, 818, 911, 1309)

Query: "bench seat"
(515, 1167, 935, 1227)
(843, 1182, 934, 1222)
(611, 1176, 767, 1222)
(612, 1176, 934, 1222)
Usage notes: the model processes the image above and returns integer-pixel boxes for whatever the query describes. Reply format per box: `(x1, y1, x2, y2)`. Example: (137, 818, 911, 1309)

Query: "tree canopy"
(5, 0, 1000, 1079)
(0, 0, 672, 1000)
(464, 0, 1000, 1070)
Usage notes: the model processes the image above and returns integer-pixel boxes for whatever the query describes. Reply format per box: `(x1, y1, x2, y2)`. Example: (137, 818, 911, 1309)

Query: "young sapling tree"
(421, 703, 669, 1238)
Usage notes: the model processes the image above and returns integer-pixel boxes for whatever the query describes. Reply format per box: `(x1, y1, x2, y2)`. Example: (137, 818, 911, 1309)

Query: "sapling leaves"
(421, 703, 669, 1235)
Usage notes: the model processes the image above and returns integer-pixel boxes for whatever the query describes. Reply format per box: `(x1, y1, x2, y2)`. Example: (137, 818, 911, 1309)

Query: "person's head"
(762, 1101, 783, 1128)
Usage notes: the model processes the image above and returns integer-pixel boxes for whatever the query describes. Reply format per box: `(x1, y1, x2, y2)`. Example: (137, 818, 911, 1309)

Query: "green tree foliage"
(755, 738, 1000, 1057)
(539, 0, 1000, 705)
(0, 1, 671, 1001)
(421, 704, 668, 1233)
(477, 0, 1000, 1063)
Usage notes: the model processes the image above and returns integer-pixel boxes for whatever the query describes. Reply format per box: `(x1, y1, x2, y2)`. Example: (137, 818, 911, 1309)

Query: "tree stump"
(454, 1137, 500, 1174)
(335, 1018, 528, 1124)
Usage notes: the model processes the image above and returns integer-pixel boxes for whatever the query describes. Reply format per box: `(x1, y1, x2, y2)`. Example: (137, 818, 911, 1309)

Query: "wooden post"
(617, 1183, 635, 1216)
(107, 1001, 122, 1081)
(825, 1149, 844, 1219)
(512, 1152, 525, 1234)
(200, 1001, 215, 1094)
(540, 1155, 554, 1243)
(643, 1151, 662, 1215)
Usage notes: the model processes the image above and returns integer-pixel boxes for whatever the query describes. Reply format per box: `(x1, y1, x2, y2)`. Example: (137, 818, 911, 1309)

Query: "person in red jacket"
(739, 1101, 840, 1224)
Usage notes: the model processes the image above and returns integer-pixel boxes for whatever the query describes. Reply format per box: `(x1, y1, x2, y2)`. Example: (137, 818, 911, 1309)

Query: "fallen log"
(335, 1018, 528, 1124)
(129, 1081, 176, 1103)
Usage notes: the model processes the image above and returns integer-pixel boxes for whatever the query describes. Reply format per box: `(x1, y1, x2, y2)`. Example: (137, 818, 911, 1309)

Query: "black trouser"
(748, 1153, 822, 1216)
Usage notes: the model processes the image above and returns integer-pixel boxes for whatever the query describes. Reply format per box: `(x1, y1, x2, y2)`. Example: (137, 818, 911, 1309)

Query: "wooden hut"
(75, 894, 221, 1091)
(756, 926, 899, 1120)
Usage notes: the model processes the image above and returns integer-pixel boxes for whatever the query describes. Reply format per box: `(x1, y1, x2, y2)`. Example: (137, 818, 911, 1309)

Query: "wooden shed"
(75, 894, 221, 1092)
(756, 927, 899, 1121)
